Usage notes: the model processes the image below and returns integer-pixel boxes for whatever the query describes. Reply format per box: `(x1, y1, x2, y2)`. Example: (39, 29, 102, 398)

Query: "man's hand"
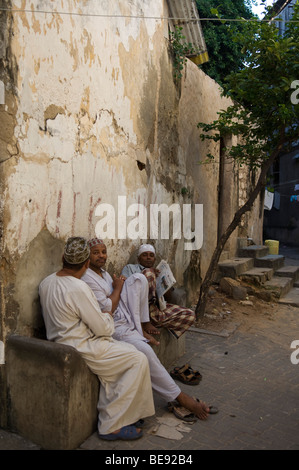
(144, 267, 160, 277)
(112, 274, 126, 290)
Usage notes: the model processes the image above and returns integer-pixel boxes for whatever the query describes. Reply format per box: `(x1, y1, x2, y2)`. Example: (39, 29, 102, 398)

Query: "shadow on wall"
(13, 229, 65, 338)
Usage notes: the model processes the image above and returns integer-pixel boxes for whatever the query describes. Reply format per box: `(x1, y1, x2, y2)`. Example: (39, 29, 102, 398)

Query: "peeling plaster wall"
(1, 0, 170, 337)
(7, 0, 164, 257)
(0, 0, 263, 344)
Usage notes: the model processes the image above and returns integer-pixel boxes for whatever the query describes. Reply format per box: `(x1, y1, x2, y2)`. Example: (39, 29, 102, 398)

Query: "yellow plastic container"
(265, 240, 279, 255)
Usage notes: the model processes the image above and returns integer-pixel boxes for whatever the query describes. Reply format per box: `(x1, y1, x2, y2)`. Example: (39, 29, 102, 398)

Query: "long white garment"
(39, 273, 155, 434)
(82, 269, 181, 401)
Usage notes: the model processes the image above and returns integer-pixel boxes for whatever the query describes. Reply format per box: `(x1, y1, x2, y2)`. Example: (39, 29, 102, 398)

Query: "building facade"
(0, 0, 263, 427)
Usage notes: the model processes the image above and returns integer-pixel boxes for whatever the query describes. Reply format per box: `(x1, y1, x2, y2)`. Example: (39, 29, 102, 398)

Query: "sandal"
(208, 406, 219, 415)
(132, 419, 145, 427)
(170, 363, 202, 385)
(167, 401, 197, 423)
(98, 425, 143, 441)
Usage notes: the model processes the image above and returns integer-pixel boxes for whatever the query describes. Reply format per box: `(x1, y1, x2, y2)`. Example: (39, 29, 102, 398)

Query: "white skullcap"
(138, 244, 156, 257)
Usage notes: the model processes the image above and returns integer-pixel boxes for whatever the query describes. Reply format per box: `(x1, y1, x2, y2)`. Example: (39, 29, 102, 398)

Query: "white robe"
(39, 273, 155, 435)
(82, 269, 181, 401)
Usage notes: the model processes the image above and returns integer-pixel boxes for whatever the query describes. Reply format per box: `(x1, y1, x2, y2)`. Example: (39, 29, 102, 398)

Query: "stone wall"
(0, 0, 263, 427)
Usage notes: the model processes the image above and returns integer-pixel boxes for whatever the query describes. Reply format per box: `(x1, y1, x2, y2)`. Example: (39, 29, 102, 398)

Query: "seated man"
(82, 238, 211, 421)
(39, 237, 155, 441)
(121, 244, 195, 339)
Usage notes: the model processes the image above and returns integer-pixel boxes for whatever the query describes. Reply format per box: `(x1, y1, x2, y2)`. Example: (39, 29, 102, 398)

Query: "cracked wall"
(0, 0, 263, 343)
(0, 1, 264, 427)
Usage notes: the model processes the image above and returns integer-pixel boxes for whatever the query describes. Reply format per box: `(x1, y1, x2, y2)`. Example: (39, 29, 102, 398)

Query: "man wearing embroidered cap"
(82, 238, 158, 342)
(39, 237, 155, 441)
(121, 243, 195, 338)
(82, 238, 211, 422)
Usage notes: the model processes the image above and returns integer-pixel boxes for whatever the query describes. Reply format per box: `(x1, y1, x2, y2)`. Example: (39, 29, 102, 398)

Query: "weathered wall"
(0, 0, 265, 429)
(0, 1, 262, 344)
(1, 0, 175, 338)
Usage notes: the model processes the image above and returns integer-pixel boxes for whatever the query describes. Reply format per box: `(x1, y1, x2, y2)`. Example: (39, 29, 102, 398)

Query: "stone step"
(254, 255, 285, 271)
(217, 258, 254, 279)
(275, 265, 299, 281)
(219, 250, 230, 262)
(239, 267, 274, 283)
(238, 245, 269, 259)
(263, 276, 293, 299)
(279, 287, 299, 307)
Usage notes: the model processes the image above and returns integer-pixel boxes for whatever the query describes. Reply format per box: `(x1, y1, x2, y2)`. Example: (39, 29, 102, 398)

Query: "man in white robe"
(82, 238, 211, 421)
(121, 244, 195, 338)
(39, 237, 155, 440)
(82, 263, 181, 402)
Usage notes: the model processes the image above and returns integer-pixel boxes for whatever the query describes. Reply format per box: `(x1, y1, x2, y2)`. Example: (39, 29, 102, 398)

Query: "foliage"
(169, 26, 196, 81)
(195, 0, 256, 86)
(198, 5, 299, 169)
(195, 2, 299, 319)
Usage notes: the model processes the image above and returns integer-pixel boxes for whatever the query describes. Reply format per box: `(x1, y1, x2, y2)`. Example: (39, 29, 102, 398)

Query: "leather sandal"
(170, 363, 202, 385)
(167, 401, 197, 423)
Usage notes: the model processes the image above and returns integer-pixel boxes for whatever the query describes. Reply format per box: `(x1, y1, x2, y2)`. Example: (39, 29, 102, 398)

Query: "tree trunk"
(195, 139, 285, 321)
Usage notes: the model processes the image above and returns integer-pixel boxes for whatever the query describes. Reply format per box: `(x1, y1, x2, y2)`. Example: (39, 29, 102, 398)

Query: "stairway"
(217, 245, 299, 307)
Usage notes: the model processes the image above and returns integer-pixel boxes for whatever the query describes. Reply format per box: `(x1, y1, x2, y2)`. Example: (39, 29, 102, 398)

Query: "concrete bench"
(6, 335, 99, 450)
(6, 329, 185, 449)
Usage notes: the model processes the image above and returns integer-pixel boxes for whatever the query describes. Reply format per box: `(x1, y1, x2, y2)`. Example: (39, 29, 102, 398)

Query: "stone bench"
(6, 335, 99, 450)
(6, 329, 185, 450)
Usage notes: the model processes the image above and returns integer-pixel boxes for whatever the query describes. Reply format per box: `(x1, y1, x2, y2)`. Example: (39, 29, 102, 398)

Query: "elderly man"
(39, 237, 155, 441)
(121, 244, 195, 339)
(82, 238, 212, 422)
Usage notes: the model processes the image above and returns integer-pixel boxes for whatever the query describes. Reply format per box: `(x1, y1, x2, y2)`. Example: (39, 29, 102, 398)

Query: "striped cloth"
(142, 268, 195, 338)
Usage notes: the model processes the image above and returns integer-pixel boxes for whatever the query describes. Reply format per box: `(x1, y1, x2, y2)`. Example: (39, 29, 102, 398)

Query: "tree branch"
(195, 130, 286, 321)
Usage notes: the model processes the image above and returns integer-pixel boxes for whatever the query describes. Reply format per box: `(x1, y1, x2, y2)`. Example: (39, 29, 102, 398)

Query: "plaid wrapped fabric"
(142, 268, 195, 338)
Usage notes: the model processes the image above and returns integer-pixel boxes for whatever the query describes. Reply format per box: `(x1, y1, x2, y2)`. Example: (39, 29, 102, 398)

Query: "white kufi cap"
(138, 244, 156, 257)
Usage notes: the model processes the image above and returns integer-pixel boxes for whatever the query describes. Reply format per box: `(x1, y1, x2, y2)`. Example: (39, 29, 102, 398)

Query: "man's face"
(89, 244, 107, 270)
(138, 251, 155, 268)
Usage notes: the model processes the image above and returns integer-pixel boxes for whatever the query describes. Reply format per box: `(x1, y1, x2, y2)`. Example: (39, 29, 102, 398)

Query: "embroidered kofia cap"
(64, 237, 90, 264)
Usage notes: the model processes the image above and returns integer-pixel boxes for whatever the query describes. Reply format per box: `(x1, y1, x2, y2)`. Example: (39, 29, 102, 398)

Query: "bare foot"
(143, 330, 160, 346)
(142, 321, 160, 335)
(176, 392, 210, 420)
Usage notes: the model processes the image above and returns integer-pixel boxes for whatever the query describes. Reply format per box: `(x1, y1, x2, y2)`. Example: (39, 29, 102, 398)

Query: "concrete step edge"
(263, 276, 293, 298)
(278, 287, 299, 307)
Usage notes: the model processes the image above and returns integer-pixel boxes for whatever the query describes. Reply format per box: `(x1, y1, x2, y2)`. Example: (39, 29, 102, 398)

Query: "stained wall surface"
(0, 1, 262, 342)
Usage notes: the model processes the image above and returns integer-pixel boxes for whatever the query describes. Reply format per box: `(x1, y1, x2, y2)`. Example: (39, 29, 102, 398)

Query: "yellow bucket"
(265, 240, 279, 255)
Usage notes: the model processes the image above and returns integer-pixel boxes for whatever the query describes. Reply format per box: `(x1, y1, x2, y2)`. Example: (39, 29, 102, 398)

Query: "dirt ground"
(192, 282, 298, 346)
